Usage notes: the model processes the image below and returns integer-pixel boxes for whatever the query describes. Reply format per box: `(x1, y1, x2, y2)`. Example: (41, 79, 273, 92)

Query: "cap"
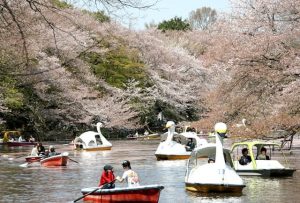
(103, 164, 113, 171)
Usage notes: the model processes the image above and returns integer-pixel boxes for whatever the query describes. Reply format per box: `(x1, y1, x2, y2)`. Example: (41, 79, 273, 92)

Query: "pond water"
(0, 140, 299, 203)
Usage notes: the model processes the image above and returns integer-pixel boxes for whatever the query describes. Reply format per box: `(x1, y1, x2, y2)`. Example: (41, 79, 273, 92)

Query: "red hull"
(25, 156, 41, 163)
(7, 142, 36, 147)
(40, 155, 68, 167)
(82, 185, 164, 203)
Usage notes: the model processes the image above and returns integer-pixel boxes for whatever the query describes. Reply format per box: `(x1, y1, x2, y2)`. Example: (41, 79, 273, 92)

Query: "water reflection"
(0, 141, 299, 203)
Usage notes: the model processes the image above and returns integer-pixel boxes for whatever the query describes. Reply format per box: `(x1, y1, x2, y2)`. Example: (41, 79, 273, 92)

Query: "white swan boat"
(155, 121, 207, 160)
(185, 134, 245, 193)
(74, 122, 112, 151)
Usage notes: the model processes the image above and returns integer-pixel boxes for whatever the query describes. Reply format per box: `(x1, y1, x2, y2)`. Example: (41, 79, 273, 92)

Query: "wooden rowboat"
(40, 153, 68, 167)
(7, 141, 36, 147)
(81, 185, 164, 203)
(25, 156, 42, 163)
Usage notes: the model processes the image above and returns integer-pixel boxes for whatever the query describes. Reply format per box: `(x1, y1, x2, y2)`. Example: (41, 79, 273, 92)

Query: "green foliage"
(81, 46, 149, 89)
(50, 0, 73, 9)
(158, 17, 191, 32)
(0, 74, 24, 110)
(82, 10, 110, 23)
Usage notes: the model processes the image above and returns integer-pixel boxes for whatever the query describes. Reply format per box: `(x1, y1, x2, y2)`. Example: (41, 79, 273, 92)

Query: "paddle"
(68, 158, 80, 164)
(19, 162, 33, 167)
(73, 179, 116, 203)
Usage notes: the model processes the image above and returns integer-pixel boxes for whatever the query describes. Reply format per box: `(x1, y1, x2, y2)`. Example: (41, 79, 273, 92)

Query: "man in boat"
(185, 138, 196, 151)
(99, 165, 116, 189)
(239, 148, 252, 165)
(257, 147, 270, 160)
(48, 145, 60, 157)
(116, 160, 140, 188)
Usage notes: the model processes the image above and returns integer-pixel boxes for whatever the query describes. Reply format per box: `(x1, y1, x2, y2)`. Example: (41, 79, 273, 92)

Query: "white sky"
(120, 0, 231, 30)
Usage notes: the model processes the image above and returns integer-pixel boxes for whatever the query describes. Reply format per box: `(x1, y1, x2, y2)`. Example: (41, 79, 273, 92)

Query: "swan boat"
(231, 141, 296, 177)
(74, 122, 112, 151)
(40, 152, 69, 167)
(185, 134, 245, 193)
(155, 121, 207, 160)
(81, 185, 164, 203)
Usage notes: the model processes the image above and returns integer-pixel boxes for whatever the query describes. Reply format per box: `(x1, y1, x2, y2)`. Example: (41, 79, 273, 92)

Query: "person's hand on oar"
(73, 179, 116, 203)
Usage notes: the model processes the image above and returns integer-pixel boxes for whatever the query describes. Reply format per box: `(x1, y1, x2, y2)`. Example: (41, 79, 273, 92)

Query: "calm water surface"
(0, 140, 299, 203)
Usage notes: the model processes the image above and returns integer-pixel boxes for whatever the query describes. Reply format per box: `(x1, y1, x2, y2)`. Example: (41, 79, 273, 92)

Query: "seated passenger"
(99, 164, 115, 189)
(185, 138, 196, 151)
(37, 142, 46, 156)
(29, 136, 35, 142)
(30, 144, 39, 156)
(257, 147, 270, 160)
(239, 148, 252, 165)
(48, 145, 59, 157)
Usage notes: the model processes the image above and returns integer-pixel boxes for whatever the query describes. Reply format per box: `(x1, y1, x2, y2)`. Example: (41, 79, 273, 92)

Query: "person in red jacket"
(99, 164, 115, 189)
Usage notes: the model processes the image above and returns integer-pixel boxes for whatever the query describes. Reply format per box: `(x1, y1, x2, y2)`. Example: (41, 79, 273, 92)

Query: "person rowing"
(99, 164, 115, 189)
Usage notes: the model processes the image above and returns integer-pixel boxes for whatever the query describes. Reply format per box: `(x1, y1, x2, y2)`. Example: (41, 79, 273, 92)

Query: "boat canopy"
(231, 140, 280, 150)
(190, 143, 233, 167)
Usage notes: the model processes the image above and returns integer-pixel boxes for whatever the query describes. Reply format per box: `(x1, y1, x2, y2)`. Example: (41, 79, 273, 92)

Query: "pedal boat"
(74, 122, 112, 151)
(155, 121, 207, 160)
(185, 134, 245, 193)
(25, 156, 42, 163)
(231, 141, 296, 177)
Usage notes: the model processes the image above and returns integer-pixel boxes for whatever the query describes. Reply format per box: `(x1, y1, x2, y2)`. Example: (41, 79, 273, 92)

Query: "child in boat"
(99, 165, 115, 189)
(116, 160, 140, 188)
(257, 147, 270, 160)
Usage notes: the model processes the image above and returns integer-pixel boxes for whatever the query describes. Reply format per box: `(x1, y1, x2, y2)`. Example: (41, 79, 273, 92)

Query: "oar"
(69, 158, 80, 164)
(19, 162, 33, 167)
(73, 179, 116, 203)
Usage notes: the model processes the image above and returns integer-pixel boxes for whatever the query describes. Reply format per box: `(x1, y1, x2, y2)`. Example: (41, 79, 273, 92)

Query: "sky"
(120, 0, 231, 30)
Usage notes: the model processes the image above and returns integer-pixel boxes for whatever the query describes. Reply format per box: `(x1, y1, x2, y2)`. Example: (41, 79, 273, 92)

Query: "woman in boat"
(257, 147, 270, 160)
(99, 164, 115, 189)
(116, 160, 140, 188)
(37, 142, 46, 155)
(239, 148, 252, 165)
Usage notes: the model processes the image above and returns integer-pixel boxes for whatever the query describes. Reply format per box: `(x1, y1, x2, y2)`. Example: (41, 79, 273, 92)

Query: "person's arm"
(116, 171, 127, 182)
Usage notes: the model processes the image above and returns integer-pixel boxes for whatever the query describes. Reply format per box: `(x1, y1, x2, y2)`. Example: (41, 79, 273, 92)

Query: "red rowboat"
(25, 156, 42, 163)
(7, 141, 36, 147)
(40, 153, 69, 167)
(81, 185, 164, 203)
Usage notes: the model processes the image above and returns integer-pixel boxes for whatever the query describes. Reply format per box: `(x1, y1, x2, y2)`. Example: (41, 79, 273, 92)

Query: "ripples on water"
(0, 140, 299, 203)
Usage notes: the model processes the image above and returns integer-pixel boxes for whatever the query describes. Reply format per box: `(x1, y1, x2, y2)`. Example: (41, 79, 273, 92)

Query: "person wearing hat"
(116, 160, 140, 188)
(48, 145, 59, 157)
(99, 164, 115, 189)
